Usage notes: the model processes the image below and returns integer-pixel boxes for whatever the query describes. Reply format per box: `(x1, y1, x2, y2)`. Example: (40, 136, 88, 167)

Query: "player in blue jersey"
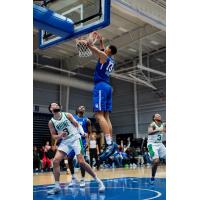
(86, 32, 118, 161)
(67, 105, 92, 188)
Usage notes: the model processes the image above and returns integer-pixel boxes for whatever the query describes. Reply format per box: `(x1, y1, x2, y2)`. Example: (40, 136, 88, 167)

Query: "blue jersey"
(73, 114, 88, 145)
(94, 56, 115, 84)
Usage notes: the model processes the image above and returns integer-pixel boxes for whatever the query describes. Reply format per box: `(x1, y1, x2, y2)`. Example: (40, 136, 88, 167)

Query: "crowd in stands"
(33, 141, 57, 172)
(33, 136, 165, 173)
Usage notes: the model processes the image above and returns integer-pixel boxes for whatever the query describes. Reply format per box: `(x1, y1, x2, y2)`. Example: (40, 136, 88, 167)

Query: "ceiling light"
(128, 48, 137, 52)
(156, 58, 164, 62)
(42, 55, 52, 59)
(118, 27, 128, 32)
(150, 40, 159, 45)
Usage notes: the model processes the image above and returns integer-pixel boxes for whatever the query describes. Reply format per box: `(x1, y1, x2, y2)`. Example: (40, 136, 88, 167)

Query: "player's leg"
(147, 143, 159, 184)
(158, 143, 166, 165)
(96, 111, 116, 161)
(94, 148, 100, 170)
(80, 144, 87, 187)
(74, 139, 105, 192)
(98, 84, 117, 161)
(80, 166, 86, 187)
(64, 157, 70, 174)
(89, 148, 94, 167)
(104, 85, 113, 136)
(104, 111, 112, 137)
(93, 83, 111, 138)
(47, 150, 65, 194)
(67, 150, 77, 187)
(159, 143, 166, 160)
(95, 111, 110, 136)
(150, 158, 159, 184)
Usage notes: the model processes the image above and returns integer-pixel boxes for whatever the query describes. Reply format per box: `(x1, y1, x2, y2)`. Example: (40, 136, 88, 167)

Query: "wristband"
(78, 126, 85, 136)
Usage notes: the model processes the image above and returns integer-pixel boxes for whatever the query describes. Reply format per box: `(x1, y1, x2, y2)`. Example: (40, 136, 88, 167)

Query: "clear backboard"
(37, 0, 110, 49)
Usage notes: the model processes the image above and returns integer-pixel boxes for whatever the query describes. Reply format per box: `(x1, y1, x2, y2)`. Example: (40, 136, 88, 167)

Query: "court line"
(34, 186, 162, 200)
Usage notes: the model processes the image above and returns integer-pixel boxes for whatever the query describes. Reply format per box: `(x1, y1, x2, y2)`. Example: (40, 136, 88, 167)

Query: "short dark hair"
(48, 102, 61, 113)
(152, 113, 162, 123)
(108, 45, 117, 55)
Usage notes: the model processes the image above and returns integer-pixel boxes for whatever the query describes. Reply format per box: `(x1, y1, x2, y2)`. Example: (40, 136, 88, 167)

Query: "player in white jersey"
(47, 103, 105, 195)
(147, 113, 166, 185)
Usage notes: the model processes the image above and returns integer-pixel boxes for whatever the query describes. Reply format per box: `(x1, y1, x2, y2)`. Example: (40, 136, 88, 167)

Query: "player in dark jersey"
(67, 105, 91, 187)
(86, 32, 118, 161)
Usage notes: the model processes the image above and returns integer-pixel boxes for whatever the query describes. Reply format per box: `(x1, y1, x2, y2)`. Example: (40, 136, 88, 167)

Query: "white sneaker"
(80, 180, 86, 188)
(98, 180, 105, 192)
(47, 186, 61, 195)
(68, 178, 77, 187)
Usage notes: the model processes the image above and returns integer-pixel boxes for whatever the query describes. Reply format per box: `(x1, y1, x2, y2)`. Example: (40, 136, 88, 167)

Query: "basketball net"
(76, 32, 99, 57)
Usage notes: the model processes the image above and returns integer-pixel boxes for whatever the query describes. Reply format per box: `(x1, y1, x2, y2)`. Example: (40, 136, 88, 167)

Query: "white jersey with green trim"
(148, 121, 164, 143)
(51, 112, 80, 143)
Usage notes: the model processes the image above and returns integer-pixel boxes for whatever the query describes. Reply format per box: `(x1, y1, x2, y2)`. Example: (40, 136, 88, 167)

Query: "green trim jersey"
(147, 121, 164, 143)
(51, 112, 80, 143)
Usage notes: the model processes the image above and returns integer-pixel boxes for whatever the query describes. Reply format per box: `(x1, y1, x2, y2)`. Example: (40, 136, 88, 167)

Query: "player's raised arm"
(97, 33, 105, 51)
(66, 113, 85, 136)
(66, 113, 79, 127)
(87, 43, 107, 63)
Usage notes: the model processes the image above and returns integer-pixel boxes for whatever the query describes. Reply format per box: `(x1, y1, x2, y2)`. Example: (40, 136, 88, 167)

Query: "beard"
(155, 119, 161, 123)
(53, 108, 60, 113)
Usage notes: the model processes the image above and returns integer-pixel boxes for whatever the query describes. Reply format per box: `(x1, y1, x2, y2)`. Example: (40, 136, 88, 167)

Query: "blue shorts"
(93, 82, 112, 112)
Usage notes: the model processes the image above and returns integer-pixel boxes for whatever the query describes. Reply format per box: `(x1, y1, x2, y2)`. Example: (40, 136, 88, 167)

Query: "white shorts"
(147, 143, 166, 160)
(57, 138, 83, 156)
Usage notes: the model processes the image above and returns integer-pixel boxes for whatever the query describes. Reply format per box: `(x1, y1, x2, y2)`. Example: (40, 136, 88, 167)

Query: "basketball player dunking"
(86, 32, 118, 161)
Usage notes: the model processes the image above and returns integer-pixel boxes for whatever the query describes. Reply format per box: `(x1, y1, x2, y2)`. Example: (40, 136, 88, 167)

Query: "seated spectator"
(45, 141, 51, 152)
(40, 146, 51, 172)
(33, 146, 41, 172)
(121, 151, 129, 166)
(135, 147, 144, 166)
(142, 147, 151, 166)
(46, 145, 57, 170)
(125, 147, 138, 166)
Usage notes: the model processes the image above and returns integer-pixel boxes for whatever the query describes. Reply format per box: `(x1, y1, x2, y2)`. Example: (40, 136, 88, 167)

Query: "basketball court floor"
(33, 167, 166, 200)
(33, 0, 166, 199)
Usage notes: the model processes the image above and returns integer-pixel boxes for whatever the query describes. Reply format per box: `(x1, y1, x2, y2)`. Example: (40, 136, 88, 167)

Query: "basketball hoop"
(76, 32, 99, 58)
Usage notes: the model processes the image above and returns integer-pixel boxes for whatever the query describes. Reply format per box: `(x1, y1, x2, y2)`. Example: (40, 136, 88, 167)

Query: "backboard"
(37, 0, 110, 49)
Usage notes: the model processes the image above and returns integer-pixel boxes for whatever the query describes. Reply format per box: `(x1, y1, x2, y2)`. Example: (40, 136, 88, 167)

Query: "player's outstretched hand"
(93, 31, 102, 40)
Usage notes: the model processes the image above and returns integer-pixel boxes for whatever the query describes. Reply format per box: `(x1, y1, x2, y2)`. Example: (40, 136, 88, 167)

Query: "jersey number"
(157, 135, 162, 141)
(106, 61, 114, 73)
(63, 128, 70, 136)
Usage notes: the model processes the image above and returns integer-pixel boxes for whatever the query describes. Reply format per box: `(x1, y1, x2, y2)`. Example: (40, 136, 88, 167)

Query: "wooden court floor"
(33, 166, 166, 186)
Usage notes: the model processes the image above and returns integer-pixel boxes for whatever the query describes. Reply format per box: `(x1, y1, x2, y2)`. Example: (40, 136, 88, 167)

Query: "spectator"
(121, 150, 129, 167)
(33, 146, 41, 172)
(40, 146, 51, 172)
(142, 147, 151, 166)
(125, 147, 138, 167)
(135, 147, 144, 166)
(89, 133, 100, 170)
(45, 141, 51, 152)
(46, 145, 57, 170)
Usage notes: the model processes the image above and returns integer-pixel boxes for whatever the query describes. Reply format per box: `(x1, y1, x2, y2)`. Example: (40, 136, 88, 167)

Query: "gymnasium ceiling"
(33, 0, 166, 88)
